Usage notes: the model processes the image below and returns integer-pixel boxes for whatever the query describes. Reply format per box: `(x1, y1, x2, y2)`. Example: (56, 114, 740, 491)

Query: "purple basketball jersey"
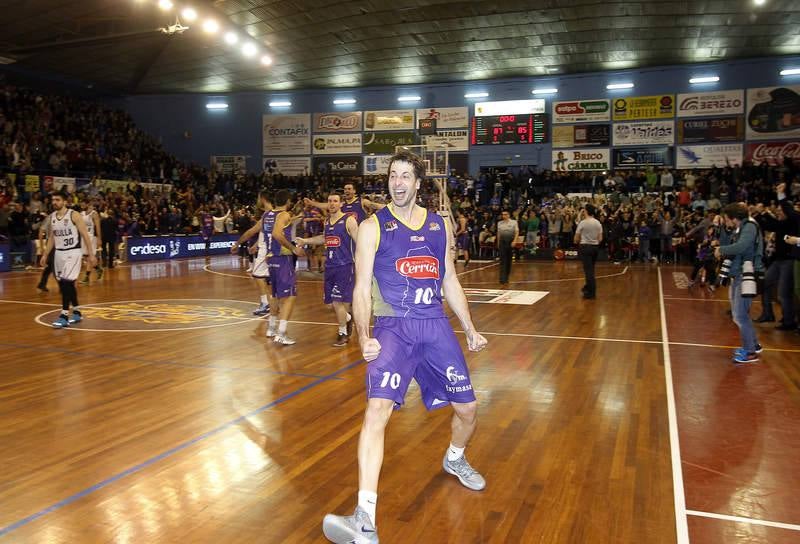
(342, 198, 367, 223)
(324, 214, 354, 267)
(372, 206, 447, 319)
(263, 209, 293, 256)
(201, 213, 213, 239)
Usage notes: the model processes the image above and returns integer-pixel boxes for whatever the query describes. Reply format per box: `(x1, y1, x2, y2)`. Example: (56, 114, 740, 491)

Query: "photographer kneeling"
(714, 203, 765, 364)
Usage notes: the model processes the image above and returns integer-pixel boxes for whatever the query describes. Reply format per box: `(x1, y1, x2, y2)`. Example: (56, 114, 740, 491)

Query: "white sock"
(447, 443, 465, 462)
(358, 490, 377, 526)
(260, 295, 268, 305)
(338, 325, 347, 335)
(346, 312, 352, 322)
(278, 319, 288, 335)
(268, 316, 277, 330)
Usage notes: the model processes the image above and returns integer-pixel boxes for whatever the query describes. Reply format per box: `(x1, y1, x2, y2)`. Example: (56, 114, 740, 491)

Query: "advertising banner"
(262, 157, 311, 176)
(363, 154, 393, 176)
(363, 131, 416, 153)
(613, 146, 673, 169)
(43, 176, 76, 193)
(262, 114, 311, 155)
(312, 134, 362, 155)
(745, 141, 800, 166)
(677, 117, 744, 143)
(416, 107, 469, 128)
(552, 149, 610, 172)
(612, 120, 675, 146)
(313, 156, 363, 176)
(127, 234, 240, 262)
(612, 95, 675, 121)
(24, 175, 40, 193)
(210, 155, 246, 175)
(552, 99, 611, 123)
(0, 243, 9, 273)
(423, 129, 469, 151)
(552, 124, 609, 148)
(746, 85, 800, 141)
(677, 89, 744, 118)
(312, 111, 362, 132)
(676, 144, 743, 169)
(364, 110, 415, 131)
(475, 99, 545, 116)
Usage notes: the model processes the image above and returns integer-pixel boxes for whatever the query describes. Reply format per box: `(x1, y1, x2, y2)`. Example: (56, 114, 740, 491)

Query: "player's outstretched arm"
(442, 222, 486, 352)
(231, 217, 262, 253)
(354, 216, 380, 361)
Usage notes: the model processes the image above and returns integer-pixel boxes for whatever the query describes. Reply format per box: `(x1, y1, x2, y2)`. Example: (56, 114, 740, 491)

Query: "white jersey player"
(80, 200, 103, 284)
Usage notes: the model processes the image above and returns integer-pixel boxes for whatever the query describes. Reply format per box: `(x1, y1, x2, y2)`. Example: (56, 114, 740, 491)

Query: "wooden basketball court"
(1, 257, 798, 543)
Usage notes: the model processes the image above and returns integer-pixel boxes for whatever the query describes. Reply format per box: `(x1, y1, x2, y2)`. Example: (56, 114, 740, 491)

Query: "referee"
(574, 204, 603, 299)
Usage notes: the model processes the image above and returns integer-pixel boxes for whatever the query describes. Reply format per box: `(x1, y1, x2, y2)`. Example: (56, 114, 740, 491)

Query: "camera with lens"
(717, 258, 732, 286)
(741, 260, 758, 298)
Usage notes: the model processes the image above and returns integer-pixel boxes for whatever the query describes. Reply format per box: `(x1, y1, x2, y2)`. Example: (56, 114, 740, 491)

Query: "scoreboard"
(471, 114, 548, 145)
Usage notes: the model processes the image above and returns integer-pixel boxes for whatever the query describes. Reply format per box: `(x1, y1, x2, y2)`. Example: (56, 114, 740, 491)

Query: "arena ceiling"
(1, 0, 799, 94)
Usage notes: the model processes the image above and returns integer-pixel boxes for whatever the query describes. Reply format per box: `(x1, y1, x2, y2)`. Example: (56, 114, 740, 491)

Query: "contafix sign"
(127, 234, 239, 262)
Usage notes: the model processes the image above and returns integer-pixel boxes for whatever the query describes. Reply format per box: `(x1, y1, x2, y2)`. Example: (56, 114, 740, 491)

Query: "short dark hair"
(259, 190, 271, 203)
(328, 192, 342, 201)
(52, 190, 69, 200)
(274, 189, 290, 207)
(388, 150, 426, 180)
(722, 202, 748, 220)
(585, 204, 597, 217)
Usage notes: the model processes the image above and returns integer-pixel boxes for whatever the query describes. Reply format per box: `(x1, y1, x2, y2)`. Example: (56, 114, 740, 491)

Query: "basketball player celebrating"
(40, 190, 97, 328)
(232, 191, 273, 316)
(305, 182, 385, 224)
(265, 190, 305, 345)
(80, 199, 103, 285)
(322, 152, 488, 543)
(296, 192, 358, 347)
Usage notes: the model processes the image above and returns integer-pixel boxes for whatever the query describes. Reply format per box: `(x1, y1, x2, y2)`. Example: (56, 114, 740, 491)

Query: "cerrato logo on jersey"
(428, 222, 441, 231)
(169, 240, 181, 258)
(395, 256, 440, 279)
(384, 220, 398, 231)
(446, 365, 467, 385)
(325, 235, 341, 247)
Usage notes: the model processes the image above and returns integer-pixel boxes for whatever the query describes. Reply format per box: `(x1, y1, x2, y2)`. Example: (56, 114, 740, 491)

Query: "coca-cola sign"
(745, 141, 800, 166)
(395, 256, 440, 279)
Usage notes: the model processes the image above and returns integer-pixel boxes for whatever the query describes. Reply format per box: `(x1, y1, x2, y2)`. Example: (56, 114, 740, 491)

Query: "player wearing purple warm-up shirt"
(296, 192, 358, 347)
(322, 151, 488, 544)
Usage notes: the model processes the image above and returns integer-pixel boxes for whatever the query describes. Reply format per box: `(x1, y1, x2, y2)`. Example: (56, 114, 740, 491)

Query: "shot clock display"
(471, 114, 548, 145)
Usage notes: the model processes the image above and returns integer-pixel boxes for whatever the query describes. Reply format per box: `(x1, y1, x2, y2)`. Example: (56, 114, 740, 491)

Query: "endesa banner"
(745, 141, 800, 166)
(613, 147, 673, 169)
(677, 117, 744, 143)
(126, 234, 239, 262)
(676, 144, 743, 169)
(0, 243, 9, 272)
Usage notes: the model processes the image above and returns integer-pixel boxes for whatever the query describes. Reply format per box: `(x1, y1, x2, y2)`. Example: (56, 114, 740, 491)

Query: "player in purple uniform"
(323, 152, 487, 544)
(304, 182, 385, 224)
(197, 206, 214, 257)
(296, 192, 358, 346)
(264, 189, 305, 345)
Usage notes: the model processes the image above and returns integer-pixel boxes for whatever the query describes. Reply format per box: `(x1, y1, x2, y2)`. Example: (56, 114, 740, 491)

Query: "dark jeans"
(38, 249, 54, 289)
(579, 244, 599, 296)
(102, 239, 116, 268)
(761, 259, 795, 324)
(498, 240, 513, 283)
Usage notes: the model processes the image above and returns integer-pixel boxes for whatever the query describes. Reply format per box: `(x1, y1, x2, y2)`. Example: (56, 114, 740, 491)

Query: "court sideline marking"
(0, 358, 365, 538)
(685, 510, 800, 532)
(462, 266, 628, 285)
(658, 267, 690, 544)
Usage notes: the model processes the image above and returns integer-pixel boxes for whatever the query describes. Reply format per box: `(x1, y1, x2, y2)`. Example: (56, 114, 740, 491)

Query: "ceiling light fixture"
(269, 100, 291, 107)
(158, 0, 173, 11)
(206, 102, 228, 110)
(202, 19, 219, 34)
(753, 0, 766, 5)
(333, 98, 357, 105)
(180, 7, 197, 21)
(464, 92, 489, 99)
(224, 32, 238, 45)
(242, 43, 257, 57)
(398, 95, 421, 102)
(689, 76, 720, 84)
(780, 68, 800, 76)
(606, 82, 634, 90)
(532, 88, 558, 94)
(260, 55, 272, 66)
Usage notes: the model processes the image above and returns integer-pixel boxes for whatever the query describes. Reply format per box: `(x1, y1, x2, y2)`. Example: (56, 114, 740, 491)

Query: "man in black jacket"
(776, 182, 800, 332)
(754, 203, 795, 329)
